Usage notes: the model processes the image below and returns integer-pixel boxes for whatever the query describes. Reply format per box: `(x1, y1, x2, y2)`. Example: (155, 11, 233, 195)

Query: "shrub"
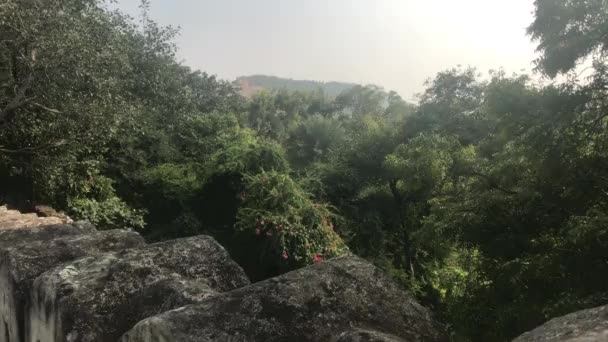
(235, 170, 348, 277)
(67, 175, 145, 230)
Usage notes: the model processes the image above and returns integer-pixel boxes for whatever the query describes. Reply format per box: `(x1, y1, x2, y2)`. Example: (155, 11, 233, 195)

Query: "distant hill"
(236, 75, 356, 98)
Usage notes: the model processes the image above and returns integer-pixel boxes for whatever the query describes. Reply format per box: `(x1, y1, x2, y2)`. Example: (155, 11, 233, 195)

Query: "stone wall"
(0, 206, 447, 342)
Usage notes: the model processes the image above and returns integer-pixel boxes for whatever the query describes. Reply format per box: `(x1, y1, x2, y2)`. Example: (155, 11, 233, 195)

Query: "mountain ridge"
(235, 74, 356, 98)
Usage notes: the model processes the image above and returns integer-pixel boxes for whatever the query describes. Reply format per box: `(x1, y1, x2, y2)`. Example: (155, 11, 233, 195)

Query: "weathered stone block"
(29, 235, 250, 342)
(513, 304, 608, 342)
(0, 222, 95, 250)
(0, 229, 144, 342)
(121, 256, 447, 342)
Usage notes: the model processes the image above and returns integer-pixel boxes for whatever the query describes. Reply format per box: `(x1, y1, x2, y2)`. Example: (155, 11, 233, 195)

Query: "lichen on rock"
(29, 235, 250, 342)
(121, 256, 447, 342)
(0, 228, 144, 342)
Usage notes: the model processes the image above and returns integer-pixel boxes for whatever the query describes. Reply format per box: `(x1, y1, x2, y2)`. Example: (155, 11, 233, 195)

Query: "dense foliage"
(1, 0, 608, 340)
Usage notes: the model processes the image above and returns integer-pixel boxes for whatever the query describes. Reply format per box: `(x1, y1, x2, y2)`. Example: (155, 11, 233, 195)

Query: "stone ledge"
(0, 206, 447, 342)
(0, 228, 144, 342)
(121, 256, 447, 342)
(28, 235, 250, 342)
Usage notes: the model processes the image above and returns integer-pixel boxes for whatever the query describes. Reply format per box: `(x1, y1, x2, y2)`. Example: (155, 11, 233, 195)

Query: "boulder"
(0, 229, 144, 342)
(513, 304, 608, 342)
(29, 235, 250, 342)
(121, 256, 447, 342)
(0, 222, 95, 249)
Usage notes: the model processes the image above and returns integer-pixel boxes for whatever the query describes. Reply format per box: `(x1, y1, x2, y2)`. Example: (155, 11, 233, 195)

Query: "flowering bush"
(235, 170, 348, 272)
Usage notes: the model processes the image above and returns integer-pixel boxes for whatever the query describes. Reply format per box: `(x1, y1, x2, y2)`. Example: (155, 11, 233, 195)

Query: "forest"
(1, 0, 608, 340)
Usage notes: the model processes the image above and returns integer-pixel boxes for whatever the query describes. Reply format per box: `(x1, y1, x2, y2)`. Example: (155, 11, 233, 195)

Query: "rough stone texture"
(513, 304, 608, 342)
(121, 256, 447, 342)
(0, 230, 144, 342)
(337, 328, 406, 342)
(0, 206, 445, 342)
(0, 222, 95, 250)
(29, 235, 250, 342)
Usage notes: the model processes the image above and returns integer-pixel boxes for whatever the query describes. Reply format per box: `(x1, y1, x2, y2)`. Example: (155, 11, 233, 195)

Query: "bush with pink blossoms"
(235, 170, 349, 273)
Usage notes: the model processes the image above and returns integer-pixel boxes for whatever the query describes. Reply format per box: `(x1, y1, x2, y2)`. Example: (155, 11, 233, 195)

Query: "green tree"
(336, 85, 386, 117)
(0, 0, 148, 228)
(528, 0, 608, 77)
(287, 114, 345, 167)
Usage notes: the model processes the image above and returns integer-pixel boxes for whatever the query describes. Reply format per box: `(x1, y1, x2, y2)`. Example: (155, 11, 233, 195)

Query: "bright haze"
(115, 0, 538, 100)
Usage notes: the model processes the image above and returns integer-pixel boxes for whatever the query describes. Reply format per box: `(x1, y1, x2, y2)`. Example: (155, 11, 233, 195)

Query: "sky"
(115, 0, 539, 101)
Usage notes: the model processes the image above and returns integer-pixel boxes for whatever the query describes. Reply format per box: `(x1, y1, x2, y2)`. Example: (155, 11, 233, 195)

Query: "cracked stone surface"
(121, 256, 447, 342)
(1, 229, 144, 342)
(0, 206, 446, 342)
(29, 235, 250, 342)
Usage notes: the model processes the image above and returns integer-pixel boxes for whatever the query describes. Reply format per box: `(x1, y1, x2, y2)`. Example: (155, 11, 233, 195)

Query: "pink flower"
(266, 231, 273, 237)
(255, 229, 261, 235)
(312, 253, 323, 263)
(329, 222, 334, 230)
(282, 251, 289, 259)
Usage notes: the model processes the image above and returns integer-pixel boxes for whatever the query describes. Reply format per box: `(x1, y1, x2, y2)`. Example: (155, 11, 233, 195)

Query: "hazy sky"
(115, 0, 539, 100)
